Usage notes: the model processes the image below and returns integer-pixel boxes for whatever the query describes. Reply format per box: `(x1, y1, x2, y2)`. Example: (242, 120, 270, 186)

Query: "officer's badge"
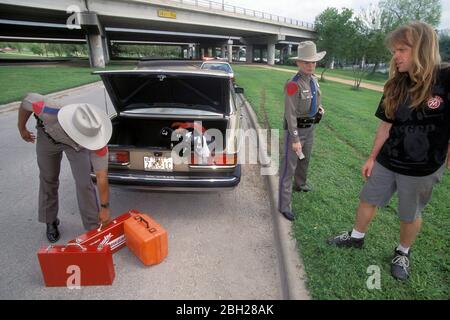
(427, 95, 443, 109)
(286, 82, 298, 96)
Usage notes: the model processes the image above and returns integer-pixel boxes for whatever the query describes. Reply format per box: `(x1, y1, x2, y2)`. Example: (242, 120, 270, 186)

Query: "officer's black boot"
(281, 211, 295, 221)
(46, 218, 60, 243)
(294, 184, 312, 192)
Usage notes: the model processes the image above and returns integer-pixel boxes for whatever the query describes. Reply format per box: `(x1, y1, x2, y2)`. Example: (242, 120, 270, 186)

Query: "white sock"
(397, 244, 410, 254)
(351, 229, 365, 239)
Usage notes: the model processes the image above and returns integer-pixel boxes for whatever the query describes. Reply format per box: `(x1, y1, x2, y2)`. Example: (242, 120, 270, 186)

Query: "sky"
(222, 0, 450, 30)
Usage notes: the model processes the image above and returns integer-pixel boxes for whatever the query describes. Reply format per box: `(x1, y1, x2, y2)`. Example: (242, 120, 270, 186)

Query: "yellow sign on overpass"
(158, 9, 177, 19)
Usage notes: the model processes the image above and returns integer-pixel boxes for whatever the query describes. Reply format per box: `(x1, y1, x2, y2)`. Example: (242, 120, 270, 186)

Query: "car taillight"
(191, 152, 237, 166)
(109, 150, 130, 165)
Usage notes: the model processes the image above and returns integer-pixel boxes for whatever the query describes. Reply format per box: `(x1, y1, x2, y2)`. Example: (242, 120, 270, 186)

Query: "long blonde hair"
(383, 21, 441, 119)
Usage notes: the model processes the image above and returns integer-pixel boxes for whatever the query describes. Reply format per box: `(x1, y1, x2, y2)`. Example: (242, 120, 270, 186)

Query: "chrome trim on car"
(109, 162, 130, 167)
(188, 165, 237, 169)
(119, 112, 225, 120)
(106, 172, 238, 183)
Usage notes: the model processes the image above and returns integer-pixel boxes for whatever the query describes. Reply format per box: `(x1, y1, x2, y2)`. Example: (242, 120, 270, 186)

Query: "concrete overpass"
(0, 0, 317, 67)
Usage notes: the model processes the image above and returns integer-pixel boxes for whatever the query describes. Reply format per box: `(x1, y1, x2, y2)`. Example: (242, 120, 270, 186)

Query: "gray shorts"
(360, 161, 446, 222)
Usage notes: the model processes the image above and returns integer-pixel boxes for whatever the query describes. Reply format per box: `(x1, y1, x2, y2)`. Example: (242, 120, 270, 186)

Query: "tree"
(314, 7, 359, 80)
(12, 43, 24, 53)
(30, 44, 44, 56)
(357, 4, 391, 73)
(379, 0, 442, 30)
(440, 33, 450, 62)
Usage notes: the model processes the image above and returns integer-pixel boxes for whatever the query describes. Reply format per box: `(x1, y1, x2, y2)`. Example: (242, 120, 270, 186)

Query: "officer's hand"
(292, 142, 302, 153)
(98, 208, 111, 226)
(362, 158, 375, 180)
(19, 128, 35, 143)
(319, 106, 325, 114)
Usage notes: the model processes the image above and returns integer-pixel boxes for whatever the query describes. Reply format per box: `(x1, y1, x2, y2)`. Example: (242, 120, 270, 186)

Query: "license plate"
(143, 156, 173, 171)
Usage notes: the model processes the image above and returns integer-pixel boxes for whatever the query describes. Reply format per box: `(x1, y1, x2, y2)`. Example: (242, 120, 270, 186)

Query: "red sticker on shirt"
(95, 146, 108, 157)
(32, 101, 45, 115)
(286, 82, 299, 96)
(427, 96, 443, 109)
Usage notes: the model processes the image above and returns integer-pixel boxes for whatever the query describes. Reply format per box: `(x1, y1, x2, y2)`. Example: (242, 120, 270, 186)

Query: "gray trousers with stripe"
(36, 127, 99, 230)
(278, 126, 315, 213)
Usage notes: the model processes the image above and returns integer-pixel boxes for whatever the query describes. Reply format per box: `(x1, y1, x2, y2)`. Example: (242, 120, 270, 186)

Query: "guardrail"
(167, 0, 315, 30)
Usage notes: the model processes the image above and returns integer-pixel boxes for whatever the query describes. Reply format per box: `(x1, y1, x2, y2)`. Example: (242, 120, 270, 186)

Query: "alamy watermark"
(66, 265, 81, 289)
(366, 265, 381, 290)
(66, 5, 81, 29)
(150, 121, 280, 176)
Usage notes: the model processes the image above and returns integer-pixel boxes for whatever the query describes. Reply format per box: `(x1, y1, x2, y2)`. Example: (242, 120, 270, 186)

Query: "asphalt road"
(0, 83, 281, 299)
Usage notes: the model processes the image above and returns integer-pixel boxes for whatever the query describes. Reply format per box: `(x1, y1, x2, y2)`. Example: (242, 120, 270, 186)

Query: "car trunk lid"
(94, 70, 231, 115)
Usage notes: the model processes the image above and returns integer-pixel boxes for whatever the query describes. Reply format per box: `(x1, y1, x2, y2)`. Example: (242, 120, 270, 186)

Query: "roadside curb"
(239, 94, 311, 300)
(0, 81, 103, 114)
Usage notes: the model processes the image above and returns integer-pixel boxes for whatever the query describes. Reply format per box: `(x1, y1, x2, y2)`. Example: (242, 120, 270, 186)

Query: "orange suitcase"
(124, 210, 168, 266)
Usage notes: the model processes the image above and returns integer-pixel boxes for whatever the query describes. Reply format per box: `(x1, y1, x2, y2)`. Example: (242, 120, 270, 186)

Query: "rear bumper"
(92, 165, 241, 191)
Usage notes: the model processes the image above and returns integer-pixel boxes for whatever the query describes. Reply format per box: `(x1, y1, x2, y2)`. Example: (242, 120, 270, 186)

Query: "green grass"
(272, 64, 388, 86)
(0, 63, 133, 105)
(0, 52, 60, 59)
(234, 65, 450, 300)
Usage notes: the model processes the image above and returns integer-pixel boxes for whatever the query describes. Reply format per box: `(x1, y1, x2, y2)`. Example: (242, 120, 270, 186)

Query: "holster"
(314, 109, 323, 124)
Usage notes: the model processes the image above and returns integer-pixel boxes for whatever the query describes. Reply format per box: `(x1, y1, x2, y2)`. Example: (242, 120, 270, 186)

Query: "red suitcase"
(37, 243, 115, 287)
(68, 212, 132, 253)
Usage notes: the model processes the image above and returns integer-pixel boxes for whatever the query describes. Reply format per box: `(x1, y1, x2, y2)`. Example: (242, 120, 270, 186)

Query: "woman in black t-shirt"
(327, 21, 449, 281)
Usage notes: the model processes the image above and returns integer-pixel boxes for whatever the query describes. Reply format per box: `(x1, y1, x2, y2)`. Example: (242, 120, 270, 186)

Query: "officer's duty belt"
(297, 117, 315, 128)
(35, 115, 61, 145)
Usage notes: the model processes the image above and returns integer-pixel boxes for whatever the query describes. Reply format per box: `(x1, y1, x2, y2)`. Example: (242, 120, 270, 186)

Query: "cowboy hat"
(58, 103, 112, 150)
(289, 41, 326, 62)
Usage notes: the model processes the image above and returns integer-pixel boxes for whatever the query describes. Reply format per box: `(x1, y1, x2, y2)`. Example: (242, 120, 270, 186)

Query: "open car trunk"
(109, 116, 228, 152)
(92, 67, 240, 189)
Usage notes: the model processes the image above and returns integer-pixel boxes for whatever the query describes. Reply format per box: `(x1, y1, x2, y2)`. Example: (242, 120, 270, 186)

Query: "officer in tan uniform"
(278, 41, 326, 221)
(17, 93, 112, 242)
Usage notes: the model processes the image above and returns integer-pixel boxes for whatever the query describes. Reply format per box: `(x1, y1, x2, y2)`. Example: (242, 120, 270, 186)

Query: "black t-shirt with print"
(375, 66, 450, 176)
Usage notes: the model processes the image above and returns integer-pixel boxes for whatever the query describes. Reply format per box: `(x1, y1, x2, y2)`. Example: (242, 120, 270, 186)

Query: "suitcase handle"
(63, 243, 87, 251)
(135, 216, 157, 234)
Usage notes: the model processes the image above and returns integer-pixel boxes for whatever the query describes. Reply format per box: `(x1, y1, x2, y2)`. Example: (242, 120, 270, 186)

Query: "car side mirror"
(234, 86, 244, 94)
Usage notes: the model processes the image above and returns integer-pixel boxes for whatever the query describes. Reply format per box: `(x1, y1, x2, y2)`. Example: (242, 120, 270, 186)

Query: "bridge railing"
(168, 0, 315, 30)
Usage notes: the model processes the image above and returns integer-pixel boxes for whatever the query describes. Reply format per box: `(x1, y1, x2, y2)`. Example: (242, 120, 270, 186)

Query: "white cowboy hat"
(289, 41, 326, 62)
(58, 103, 112, 150)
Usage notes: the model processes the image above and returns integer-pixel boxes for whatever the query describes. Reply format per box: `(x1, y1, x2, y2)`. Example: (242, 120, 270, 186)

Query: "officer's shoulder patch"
(32, 101, 45, 115)
(95, 146, 108, 157)
(286, 81, 299, 96)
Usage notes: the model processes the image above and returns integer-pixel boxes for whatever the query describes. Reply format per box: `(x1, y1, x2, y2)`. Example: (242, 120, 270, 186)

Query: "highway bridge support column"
(267, 41, 276, 66)
(188, 44, 194, 59)
(246, 44, 253, 63)
(79, 12, 107, 68)
(227, 39, 233, 63)
(193, 45, 200, 59)
(103, 35, 111, 64)
(221, 45, 226, 59)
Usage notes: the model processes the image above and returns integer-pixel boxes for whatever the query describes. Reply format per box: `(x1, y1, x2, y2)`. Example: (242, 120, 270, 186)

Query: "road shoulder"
(239, 93, 311, 300)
